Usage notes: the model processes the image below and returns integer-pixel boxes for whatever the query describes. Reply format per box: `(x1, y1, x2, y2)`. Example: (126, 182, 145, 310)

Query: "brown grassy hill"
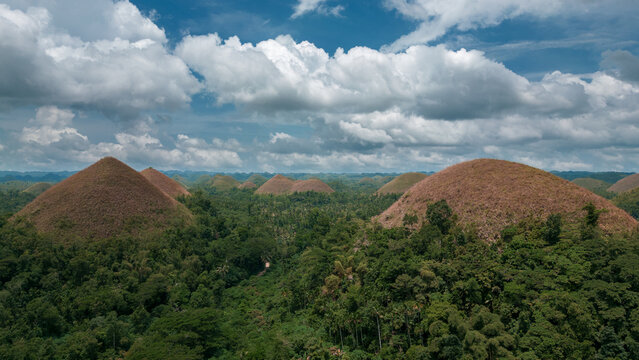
(13, 157, 191, 239)
(247, 174, 268, 186)
(375, 159, 637, 241)
(608, 173, 639, 193)
(211, 174, 240, 191)
(376, 172, 428, 195)
(255, 175, 334, 195)
(290, 179, 334, 194)
(22, 182, 53, 196)
(141, 168, 190, 198)
(238, 181, 257, 190)
(255, 175, 295, 195)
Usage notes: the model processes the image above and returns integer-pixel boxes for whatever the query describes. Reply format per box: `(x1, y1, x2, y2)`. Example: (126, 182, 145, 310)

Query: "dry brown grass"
(13, 157, 192, 239)
(141, 168, 190, 198)
(255, 175, 296, 195)
(608, 173, 639, 193)
(291, 179, 334, 193)
(376, 172, 428, 195)
(375, 159, 637, 241)
(238, 181, 257, 189)
(255, 175, 334, 195)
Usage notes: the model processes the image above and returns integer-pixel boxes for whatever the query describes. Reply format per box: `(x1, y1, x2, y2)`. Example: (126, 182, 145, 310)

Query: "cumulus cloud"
(13, 107, 242, 170)
(0, 1, 200, 117)
(602, 50, 639, 83)
(178, 34, 602, 119)
(291, 0, 344, 18)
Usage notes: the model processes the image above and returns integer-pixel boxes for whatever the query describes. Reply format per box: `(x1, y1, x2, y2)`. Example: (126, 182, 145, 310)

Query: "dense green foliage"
(614, 188, 639, 219)
(0, 190, 35, 215)
(1, 186, 639, 359)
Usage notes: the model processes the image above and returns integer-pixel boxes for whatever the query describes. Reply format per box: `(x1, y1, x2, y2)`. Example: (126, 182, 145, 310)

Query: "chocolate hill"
(13, 157, 191, 239)
(211, 174, 240, 191)
(291, 179, 334, 194)
(255, 175, 334, 195)
(141, 168, 190, 198)
(608, 173, 639, 193)
(238, 181, 257, 190)
(375, 159, 637, 241)
(22, 182, 53, 197)
(255, 175, 295, 195)
(376, 172, 428, 195)
(247, 174, 268, 186)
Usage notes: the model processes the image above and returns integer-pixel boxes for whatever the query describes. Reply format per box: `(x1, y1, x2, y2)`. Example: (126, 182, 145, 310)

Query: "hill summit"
(608, 173, 639, 193)
(376, 172, 428, 195)
(13, 157, 191, 239)
(141, 168, 190, 198)
(255, 175, 334, 195)
(376, 159, 637, 241)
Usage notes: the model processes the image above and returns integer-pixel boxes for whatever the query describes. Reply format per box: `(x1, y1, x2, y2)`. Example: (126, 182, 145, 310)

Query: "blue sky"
(0, 0, 638, 172)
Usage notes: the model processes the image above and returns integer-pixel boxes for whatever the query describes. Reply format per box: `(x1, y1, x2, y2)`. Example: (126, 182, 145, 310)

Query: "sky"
(0, 0, 638, 172)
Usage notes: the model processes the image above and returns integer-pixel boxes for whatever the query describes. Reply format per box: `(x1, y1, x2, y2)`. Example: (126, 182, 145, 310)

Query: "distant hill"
(22, 182, 53, 197)
(12, 157, 191, 239)
(255, 175, 295, 195)
(376, 172, 428, 195)
(141, 168, 190, 198)
(608, 173, 639, 193)
(211, 175, 240, 191)
(255, 175, 334, 195)
(247, 174, 268, 186)
(0, 180, 33, 192)
(376, 159, 637, 241)
(238, 181, 257, 190)
(572, 178, 614, 199)
(291, 179, 334, 194)
(552, 171, 633, 183)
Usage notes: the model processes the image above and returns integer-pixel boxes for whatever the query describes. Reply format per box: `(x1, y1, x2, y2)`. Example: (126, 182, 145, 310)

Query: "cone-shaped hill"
(376, 172, 428, 195)
(247, 174, 268, 186)
(291, 179, 334, 194)
(13, 157, 191, 239)
(255, 175, 334, 195)
(375, 159, 637, 241)
(608, 173, 639, 193)
(211, 174, 240, 191)
(141, 168, 190, 198)
(22, 182, 53, 197)
(238, 181, 257, 190)
(255, 175, 295, 195)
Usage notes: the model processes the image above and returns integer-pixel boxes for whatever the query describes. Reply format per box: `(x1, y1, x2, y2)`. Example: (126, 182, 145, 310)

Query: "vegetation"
(614, 187, 639, 219)
(1, 168, 639, 359)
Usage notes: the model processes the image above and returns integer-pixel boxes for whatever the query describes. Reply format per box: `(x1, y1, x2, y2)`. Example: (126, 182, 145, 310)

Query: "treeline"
(0, 190, 638, 359)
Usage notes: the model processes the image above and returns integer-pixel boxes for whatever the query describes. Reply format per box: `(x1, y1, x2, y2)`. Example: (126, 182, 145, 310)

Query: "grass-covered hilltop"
(1, 157, 639, 359)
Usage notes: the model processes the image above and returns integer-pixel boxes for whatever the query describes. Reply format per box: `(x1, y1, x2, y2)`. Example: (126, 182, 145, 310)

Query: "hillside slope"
(608, 173, 639, 193)
(141, 168, 190, 198)
(376, 159, 637, 240)
(376, 172, 428, 195)
(13, 157, 191, 239)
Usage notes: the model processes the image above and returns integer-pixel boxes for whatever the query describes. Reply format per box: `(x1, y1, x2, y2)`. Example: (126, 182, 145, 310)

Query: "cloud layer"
(0, 0, 638, 172)
(0, 1, 199, 118)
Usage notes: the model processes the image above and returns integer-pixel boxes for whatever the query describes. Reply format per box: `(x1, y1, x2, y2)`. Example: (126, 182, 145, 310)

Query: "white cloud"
(178, 35, 578, 119)
(269, 132, 293, 144)
(382, 0, 581, 51)
(291, 0, 343, 18)
(14, 107, 242, 170)
(0, 1, 200, 118)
